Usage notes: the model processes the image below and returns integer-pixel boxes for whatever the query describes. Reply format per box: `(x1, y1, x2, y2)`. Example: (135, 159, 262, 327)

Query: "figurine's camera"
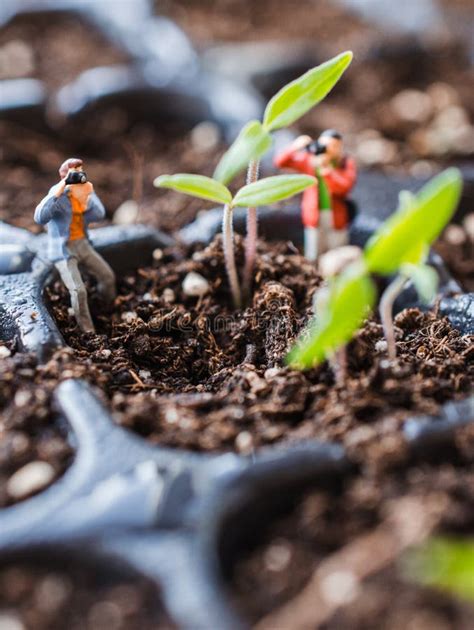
(65, 171, 87, 185)
(307, 141, 327, 156)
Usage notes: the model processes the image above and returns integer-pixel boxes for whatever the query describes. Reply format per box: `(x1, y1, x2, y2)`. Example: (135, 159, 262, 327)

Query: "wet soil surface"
(231, 450, 474, 629)
(0, 352, 73, 508)
(43, 237, 473, 464)
(0, 559, 174, 629)
(0, 119, 224, 233)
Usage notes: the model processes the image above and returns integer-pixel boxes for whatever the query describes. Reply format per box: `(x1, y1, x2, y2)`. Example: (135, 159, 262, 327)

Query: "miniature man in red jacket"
(274, 129, 357, 260)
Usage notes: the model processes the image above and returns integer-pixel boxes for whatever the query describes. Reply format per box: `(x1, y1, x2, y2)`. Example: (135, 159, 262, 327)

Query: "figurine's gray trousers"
(55, 238, 116, 333)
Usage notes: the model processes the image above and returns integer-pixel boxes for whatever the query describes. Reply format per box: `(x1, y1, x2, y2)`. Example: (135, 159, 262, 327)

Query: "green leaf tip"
(263, 50, 353, 132)
(286, 263, 375, 369)
(153, 173, 232, 205)
(213, 120, 272, 185)
(232, 174, 316, 208)
(406, 537, 474, 603)
(364, 168, 463, 275)
(401, 262, 438, 304)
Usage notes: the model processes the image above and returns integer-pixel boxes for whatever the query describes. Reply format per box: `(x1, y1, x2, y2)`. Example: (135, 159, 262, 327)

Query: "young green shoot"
(406, 537, 474, 603)
(213, 51, 354, 301)
(154, 173, 316, 308)
(364, 168, 462, 360)
(287, 168, 462, 371)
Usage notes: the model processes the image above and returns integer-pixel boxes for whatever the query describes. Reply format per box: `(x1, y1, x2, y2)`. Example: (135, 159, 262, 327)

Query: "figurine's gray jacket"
(34, 185, 106, 261)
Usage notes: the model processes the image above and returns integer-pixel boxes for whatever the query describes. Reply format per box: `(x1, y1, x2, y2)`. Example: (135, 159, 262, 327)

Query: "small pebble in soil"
(318, 245, 362, 278)
(14, 390, 31, 407)
(390, 89, 433, 124)
(235, 431, 254, 454)
(162, 288, 175, 304)
(121, 311, 138, 324)
(0, 612, 24, 630)
(164, 406, 180, 426)
(355, 130, 397, 166)
(7, 461, 55, 500)
(444, 223, 466, 245)
(113, 199, 139, 225)
(427, 82, 459, 111)
(464, 213, 474, 242)
(0, 345, 11, 358)
(408, 160, 436, 178)
(375, 339, 388, 353)
(0, 40, 35, 79)
(263, 542, 292, 573)
(190, 121, 221, 152)
(182, 271, 210, 297)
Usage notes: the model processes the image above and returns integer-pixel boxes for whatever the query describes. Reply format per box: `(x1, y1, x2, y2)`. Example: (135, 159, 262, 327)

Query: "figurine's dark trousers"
(55, 238, 116, 333)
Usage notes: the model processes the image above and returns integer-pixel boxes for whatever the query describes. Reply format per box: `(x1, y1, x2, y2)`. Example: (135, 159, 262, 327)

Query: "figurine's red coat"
(274, 147, 357, 229)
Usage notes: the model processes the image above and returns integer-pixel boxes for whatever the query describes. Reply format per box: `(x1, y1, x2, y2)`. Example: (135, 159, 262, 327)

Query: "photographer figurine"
(35, 158, 116, 333)
(274, 130, 357, 260)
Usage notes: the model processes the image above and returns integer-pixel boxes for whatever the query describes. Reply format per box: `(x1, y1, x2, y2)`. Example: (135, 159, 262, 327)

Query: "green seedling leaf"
(286, 263, 375, 369)
(400, 241, 429, 266)
(154, 174, 232, 205)
(406, 537, 474, 602)
(401, 262, 438, 304)
(213, 120, 272, 185)
(263, 51, 353, 132)
(364, 168, 462, 275)
(233, 174, 316, 207)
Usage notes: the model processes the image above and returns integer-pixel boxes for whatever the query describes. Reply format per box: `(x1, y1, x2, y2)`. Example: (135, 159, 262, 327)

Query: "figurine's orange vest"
(67, 183, 93, 241)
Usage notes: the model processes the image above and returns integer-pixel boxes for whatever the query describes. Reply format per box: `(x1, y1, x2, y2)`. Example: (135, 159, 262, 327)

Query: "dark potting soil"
(0, 352, 76, 508)
(45, 236, 473, 464)
(0, 118, 225, 233)
(161, 0, 473, 175)
(230, 453, 474, 629)
(435, 214, 474, 292)
(159, 0, 376, 49)
(0, 559, 174, 630)
(0, 13, 128, 89)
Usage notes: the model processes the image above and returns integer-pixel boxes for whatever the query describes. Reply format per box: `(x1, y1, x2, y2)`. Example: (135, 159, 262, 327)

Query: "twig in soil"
(129, 369, 146, 388)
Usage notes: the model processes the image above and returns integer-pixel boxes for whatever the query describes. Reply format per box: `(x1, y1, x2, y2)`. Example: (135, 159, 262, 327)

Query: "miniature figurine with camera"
(34, 158, 116, 333)
(275, 130, 357, 260)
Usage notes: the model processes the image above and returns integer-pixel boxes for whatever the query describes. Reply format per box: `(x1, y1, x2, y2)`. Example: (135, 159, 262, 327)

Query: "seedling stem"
(379, 274, 409, 361)
(243, 158, 260, 301)
(223, 203, 242, 308)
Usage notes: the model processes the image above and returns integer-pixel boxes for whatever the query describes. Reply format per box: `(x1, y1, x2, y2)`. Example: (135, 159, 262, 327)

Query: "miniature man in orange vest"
(35, 158, 116, 333)
(274, 130, 357, 260)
